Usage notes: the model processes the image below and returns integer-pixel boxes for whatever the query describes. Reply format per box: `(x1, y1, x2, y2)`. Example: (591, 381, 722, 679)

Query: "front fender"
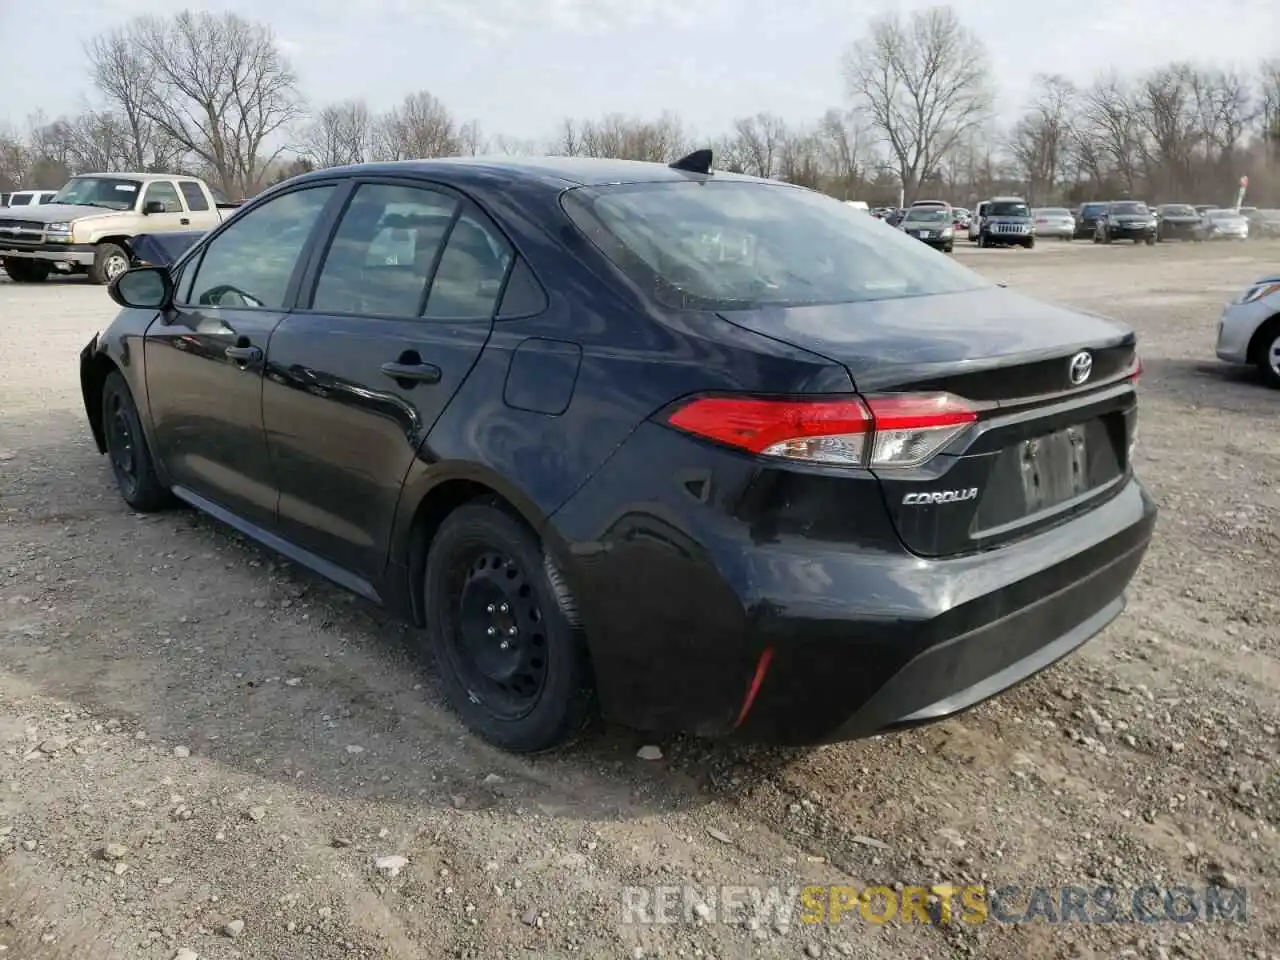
(78, 309, 164, 472)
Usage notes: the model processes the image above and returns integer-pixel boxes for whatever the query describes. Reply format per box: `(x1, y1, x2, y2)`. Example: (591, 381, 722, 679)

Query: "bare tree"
(372, 91, 459, 160)
(556, 112, 687, 162)
(816, 108, 867, 199)
(88, 12, 302, 196)
(843, 6, 991, 203)
(1007, 75, 1076, 201)
(84, 27, 182, 171)
(730, 113, 790, 178)
(457, 120, 487, 156)
(302, 100, 374, 168)
(1077, 75, 1144, 195)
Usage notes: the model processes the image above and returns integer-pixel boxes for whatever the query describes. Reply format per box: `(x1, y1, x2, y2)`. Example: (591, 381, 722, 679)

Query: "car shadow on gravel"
(0, 413, 807, 829)
(1138, 355, 1273, 407)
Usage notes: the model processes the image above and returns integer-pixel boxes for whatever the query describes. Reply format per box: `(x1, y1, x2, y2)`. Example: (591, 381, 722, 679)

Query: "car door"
(261, 179, 512, 580)
(139, 180, 192, 233)
(177, 180, 225, 232)
(144, 182, 340, 529)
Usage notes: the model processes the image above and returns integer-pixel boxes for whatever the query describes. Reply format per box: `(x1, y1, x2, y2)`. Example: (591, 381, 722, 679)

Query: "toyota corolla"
(79, 153, 1157, 753)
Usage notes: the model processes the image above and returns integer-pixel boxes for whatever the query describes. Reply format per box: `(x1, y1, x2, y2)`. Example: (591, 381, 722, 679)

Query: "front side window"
(310, 183, 458, 318)
(51, 177, 142, 211)
(183, 185, 335, 309)
(143, 181, 182, 213)
(563, 180, 990, 310)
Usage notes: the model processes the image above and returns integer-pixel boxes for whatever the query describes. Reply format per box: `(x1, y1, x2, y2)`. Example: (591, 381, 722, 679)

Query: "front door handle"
(225, 345, 262, 363)
(180, 217, 190, 225)
(381, 361, 442, 384)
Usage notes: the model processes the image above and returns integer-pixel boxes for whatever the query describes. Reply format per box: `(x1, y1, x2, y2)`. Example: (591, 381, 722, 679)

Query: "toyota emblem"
(1068, 351, 1093, 385)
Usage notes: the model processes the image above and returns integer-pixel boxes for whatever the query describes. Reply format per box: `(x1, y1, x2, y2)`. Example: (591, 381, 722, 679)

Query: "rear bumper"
(0, 243, 95, 265)
(550, 421, 1158, 745)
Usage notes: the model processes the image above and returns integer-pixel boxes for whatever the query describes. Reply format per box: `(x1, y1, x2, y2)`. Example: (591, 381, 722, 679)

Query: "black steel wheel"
(424, 501, 594, 752)
(102, 371, 171, 512)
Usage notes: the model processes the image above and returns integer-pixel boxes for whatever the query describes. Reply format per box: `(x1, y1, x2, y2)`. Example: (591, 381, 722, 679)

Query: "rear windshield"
(1110, 202, 1148, 215)
(906, 208, 950, 222)
(562, 181, 991, 310)
(988, 201, 1029, 217)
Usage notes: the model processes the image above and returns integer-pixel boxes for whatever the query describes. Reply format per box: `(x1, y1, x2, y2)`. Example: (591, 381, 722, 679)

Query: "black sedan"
(79, 154, 1157, 752)
(1155, 204, 1205, 241)
(1094, 201, 1157, 244)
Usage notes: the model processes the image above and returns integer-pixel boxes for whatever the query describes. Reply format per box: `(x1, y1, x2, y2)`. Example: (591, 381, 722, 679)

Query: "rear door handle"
(225, 345, 262, 362)
(180, 217, 190, 225)
(381, 361, 442, 384)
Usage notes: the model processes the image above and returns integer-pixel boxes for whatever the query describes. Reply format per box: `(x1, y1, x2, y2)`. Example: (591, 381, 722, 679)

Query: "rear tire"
(89, 242, 130, 285)
(101, 371, 172, 512)
(424, 502, 595, 753)
(2, 258, 50, 282)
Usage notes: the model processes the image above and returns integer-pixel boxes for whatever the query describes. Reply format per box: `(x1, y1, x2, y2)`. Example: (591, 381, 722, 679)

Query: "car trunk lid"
(717, 287, 1140, 557)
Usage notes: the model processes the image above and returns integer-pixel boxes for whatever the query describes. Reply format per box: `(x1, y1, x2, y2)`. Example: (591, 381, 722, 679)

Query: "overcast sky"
(1, 0, 1276, 143)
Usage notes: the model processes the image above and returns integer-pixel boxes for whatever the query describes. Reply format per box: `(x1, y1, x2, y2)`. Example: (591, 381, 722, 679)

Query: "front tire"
(424, 502, 595, 753)
(102, 371, 172, 512)
(1023, 238, 1035, 249)
(2, 258, 50, 282)
(1258, 327, 1280, 390)
(89, 242, 130, 285)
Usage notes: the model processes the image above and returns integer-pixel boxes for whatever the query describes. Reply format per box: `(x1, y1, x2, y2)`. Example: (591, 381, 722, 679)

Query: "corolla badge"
(1068, 351, 1093, 385)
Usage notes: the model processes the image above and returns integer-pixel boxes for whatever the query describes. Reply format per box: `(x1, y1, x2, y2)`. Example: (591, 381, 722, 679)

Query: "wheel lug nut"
(499, 641, 509, 650)
(507, 626, 517, 637)
(486, 603, 496, 613)
(486, 626, 497, 637)
(499, 603, 509, 613)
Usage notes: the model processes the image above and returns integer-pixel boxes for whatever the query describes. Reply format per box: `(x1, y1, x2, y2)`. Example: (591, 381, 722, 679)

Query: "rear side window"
(143, 181, 182, 213)
(562, 181, 989, 310)
(9, 194, 30, 206)
(179, 182, 209, 211)
(423, 211, 513, 319)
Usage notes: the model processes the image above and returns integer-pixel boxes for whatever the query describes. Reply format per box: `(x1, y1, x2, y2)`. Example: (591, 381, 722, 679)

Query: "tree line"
(2, 7, 1278, 208)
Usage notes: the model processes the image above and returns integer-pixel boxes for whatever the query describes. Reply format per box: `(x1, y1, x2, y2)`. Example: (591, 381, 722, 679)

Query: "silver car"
(1216, 273, 1280, 388)
(1203, 208, 1249, 240)
(1032, 207, 1075, 240)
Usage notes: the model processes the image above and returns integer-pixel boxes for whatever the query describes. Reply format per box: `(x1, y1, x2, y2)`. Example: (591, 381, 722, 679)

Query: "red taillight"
(1129, 354, 1143, 381)
(665, 392, 977, 468)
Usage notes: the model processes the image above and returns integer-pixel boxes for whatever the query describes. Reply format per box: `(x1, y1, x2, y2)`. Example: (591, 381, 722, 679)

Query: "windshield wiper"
(55, 200, 110, 209)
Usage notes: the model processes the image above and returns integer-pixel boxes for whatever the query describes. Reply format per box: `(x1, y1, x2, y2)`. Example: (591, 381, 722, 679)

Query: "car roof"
(290, 156, 769, 190)
(69, 172, 203, 183)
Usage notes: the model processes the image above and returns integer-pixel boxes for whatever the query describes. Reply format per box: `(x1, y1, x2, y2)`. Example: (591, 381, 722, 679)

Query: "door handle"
(225, 345, 262, 363)
(381, 361, 442, 384)
(180, 217, 190, 225)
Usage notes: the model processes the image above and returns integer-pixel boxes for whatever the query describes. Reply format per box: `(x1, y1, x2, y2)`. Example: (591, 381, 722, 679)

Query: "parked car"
(4, 189, 59, 207)
(899, 204, 955, 252)
(843, 200, 870, 213)
(1154, 203, 1205, 242)
(0, 172, 242, 284)
(1194, 205, 1218, 215)
(1215, 273, 1280, 388)
(1243, 208, 1280, 240)
(969, 197, 1035, 248)
(951, 207, 971, 230)
(1094, 202, 1157, 245)
(1201, 208, 1249, 241)
(81, 153, 1155, 752)
(1032, 207, 1075, 240)
(1074, 202, 1108, 239)
(885, 207, 907, 227)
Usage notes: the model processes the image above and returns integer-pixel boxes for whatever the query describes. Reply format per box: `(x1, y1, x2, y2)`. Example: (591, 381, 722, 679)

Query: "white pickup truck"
(0, 172, 241, 284)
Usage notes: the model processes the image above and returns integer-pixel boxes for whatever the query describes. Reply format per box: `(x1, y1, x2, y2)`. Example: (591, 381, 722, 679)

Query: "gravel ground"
(1, 241, 1278, 960)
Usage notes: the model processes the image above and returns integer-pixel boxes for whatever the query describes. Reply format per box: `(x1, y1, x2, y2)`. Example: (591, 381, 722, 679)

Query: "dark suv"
(970, 197, 1034, 248)
(1094, 202, 1157, 245)
(1074, 203, 1108, 239)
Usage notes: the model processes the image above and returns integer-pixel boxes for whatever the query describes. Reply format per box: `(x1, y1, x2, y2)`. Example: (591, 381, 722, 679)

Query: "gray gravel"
(1, 242, 1278, 959)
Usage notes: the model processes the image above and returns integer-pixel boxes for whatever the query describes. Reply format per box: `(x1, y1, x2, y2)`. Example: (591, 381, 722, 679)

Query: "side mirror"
(142, 200, 165, 215)
(109, 266, 173, 311)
